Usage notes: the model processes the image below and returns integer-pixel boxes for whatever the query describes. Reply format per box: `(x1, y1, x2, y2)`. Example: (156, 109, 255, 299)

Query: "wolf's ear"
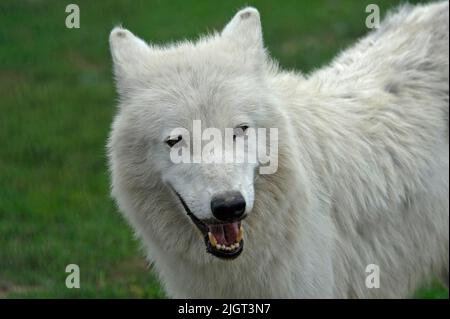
(109, 27, 151, 96)
(222, 7, 264, 52)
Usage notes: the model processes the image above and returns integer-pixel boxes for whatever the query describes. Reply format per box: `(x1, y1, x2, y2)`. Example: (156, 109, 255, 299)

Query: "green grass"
(0, 0, 447, 298)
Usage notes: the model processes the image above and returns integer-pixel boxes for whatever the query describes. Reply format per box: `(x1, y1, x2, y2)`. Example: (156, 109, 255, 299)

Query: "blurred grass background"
(0, 0, 447, 298)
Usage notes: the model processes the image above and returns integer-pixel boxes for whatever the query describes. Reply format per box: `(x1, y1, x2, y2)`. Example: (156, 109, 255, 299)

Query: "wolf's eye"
(166, 135, 182, 147)
(233, 125, 249, 140)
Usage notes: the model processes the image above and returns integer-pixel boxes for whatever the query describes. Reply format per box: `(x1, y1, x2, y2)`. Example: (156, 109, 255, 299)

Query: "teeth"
(208, 232, 217, 247)
(213, 242, 241, 251)
(208, 225, 244, 251)
(236, 225, 244, 242)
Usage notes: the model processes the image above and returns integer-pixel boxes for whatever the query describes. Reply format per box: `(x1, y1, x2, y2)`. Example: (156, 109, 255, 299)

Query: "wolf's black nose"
(211, 191, 246, 222)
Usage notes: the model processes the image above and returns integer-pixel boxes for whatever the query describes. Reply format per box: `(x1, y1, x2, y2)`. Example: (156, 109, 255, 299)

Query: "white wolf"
(108, 2, 449, 298)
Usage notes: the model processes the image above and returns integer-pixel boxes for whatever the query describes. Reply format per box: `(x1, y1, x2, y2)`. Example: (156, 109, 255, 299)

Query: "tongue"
(209, 222, 240, 246)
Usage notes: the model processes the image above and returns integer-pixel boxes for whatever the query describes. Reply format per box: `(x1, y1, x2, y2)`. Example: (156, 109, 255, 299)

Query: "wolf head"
(108, 8, 288, 260)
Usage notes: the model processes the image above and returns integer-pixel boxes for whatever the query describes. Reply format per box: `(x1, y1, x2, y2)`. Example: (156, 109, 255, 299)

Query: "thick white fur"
(108, 2, 449, 298)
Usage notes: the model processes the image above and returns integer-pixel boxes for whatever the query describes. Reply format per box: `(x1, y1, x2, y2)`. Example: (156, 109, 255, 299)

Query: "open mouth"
(206, 221, 244, 259)
(171, 188, 244, 260)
